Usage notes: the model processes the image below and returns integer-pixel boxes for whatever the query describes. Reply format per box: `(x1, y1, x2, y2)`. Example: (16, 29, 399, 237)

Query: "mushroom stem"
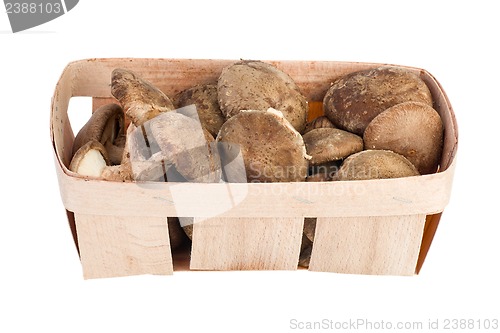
(70, 140, 134, 182)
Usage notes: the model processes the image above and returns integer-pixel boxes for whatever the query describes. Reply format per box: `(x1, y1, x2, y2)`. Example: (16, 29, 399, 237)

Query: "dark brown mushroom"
(72, 103, 124, 165)
(323, 66, 433, 135)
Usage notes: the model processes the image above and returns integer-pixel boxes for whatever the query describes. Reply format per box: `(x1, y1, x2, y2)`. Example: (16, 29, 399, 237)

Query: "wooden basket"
(50, 58, 458, 279)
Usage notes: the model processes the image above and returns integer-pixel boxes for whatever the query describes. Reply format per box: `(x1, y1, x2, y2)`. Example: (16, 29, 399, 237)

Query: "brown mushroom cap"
(69, 140, 109, 178)
(333, 150, 420, 181)
(303, 128, 363, 165)
(217, 60, 308, 133)
(216, 108, 310, 183)
(147, 112, 221, 183)
(303, 115, 336, 134)
(72, 103, 124, 162)
(111, 68, 175, 126)
(323, 66, 433, 135)
(363, 101, 444, 175)
(174, 84, 225, 138)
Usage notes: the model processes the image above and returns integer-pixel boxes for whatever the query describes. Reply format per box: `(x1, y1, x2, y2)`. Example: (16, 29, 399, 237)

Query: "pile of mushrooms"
(69, 61, 444, 265)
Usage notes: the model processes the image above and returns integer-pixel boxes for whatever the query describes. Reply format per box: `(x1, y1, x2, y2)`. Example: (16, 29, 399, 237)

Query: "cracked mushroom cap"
(363, 101, 444, 175)
(111, 68, 175, 126)
(216, 108, 310, 183)
(72, 103, 124, 162)
(323, 66, 433, 135)
(217, 60, 308, 133)
(174, 83, 225, 138)
(303, 128, 363, 166)
(333, 150, 420, 181)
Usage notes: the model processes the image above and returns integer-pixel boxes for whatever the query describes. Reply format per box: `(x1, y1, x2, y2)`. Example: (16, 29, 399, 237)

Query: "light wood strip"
(54, 159, 455, 218)
(309, 214, 426, 275)
(75, 214, 173, 279)
(190, 217, 303, 271)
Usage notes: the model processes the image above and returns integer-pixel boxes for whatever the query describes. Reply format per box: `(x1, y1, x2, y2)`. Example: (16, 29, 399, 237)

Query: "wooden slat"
(309, 214, 426, 275)
(190, 217, 303, 270)
(54, 159, 455, 219)
(75, 214, 173, 279)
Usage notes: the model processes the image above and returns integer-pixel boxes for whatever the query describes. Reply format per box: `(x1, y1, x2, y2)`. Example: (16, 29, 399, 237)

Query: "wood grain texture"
(54, 160, 455, 219)
(75, 214, 173, 279)
(190, 217, 303, 271)
(309, 214, 426, 275)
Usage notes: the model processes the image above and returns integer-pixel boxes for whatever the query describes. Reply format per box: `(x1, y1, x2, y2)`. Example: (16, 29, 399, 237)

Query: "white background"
(1, 1, 498, 332)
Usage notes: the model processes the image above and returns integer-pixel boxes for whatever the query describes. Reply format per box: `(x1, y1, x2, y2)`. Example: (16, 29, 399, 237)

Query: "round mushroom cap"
(174, 84, 225, 138)
(111, 68, 175, 126)
(323, 66, 433, 135)
(334, 150, 420, 181)
(363, 101, 444, 174)
(303, 128, 363, 165)
(72, 103, 124, 158)
(218, 60, 308, 133)
(216, 108, 310, 183)
(147, 112, 221, 183)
